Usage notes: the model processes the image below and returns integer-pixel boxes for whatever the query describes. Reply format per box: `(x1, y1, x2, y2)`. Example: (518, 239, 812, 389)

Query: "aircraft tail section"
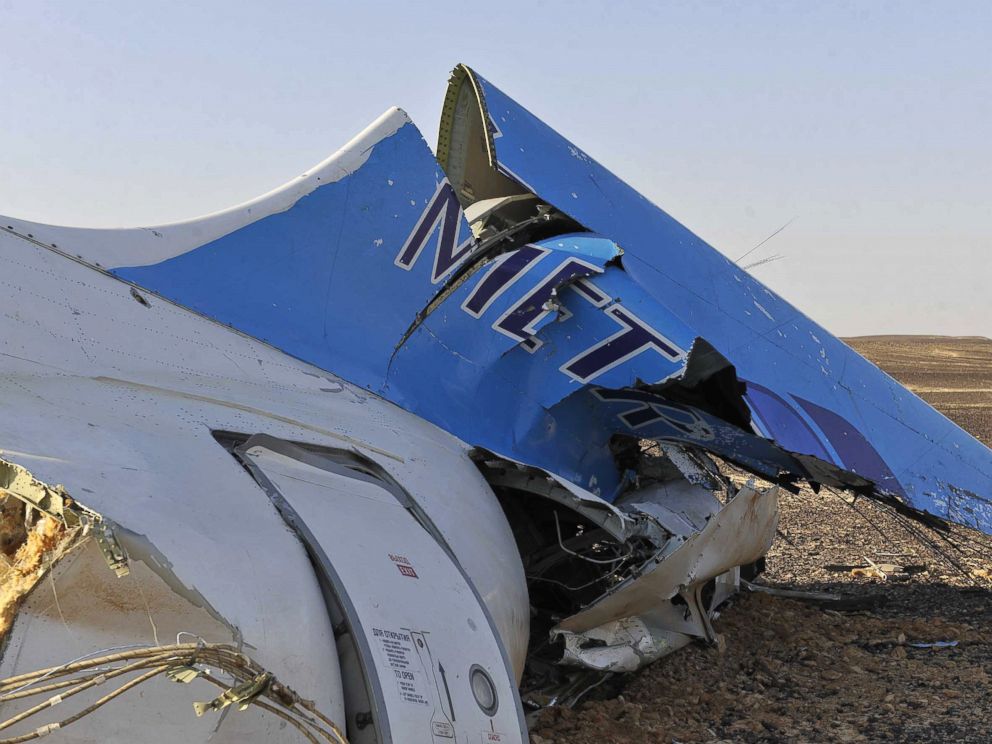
(435, 63, 992, 533)
(4, 67, 989, 534)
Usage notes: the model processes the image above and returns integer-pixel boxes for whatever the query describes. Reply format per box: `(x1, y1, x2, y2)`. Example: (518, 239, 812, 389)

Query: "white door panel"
(237, 437, 526, 744)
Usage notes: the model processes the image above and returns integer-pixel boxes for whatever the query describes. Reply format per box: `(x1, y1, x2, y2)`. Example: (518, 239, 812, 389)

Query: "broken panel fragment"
(0, 457, 349, 742)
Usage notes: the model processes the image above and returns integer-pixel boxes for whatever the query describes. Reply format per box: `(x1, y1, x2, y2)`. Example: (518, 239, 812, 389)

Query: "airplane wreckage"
(1, 63, 990, 743)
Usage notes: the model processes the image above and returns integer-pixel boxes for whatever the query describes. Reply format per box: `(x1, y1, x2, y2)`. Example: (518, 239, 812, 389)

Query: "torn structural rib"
(0, 457, 133, 641)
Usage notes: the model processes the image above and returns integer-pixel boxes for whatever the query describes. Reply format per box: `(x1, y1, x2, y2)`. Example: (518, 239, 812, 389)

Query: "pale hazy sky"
(1, 1, 989, 337)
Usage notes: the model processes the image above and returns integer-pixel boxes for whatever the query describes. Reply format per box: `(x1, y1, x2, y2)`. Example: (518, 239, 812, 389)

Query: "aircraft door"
(232, 435, 526, 744)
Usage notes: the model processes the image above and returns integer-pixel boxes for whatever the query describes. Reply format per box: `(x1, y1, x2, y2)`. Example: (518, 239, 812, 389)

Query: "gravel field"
(536, 335, 992, 743)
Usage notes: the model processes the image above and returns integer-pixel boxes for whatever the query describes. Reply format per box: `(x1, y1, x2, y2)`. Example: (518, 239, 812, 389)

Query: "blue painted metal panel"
(109, 77, 992, 532)
(469, 68, 992, 529)
(115, 122, 473, 391)
(384, 233, 703, 495)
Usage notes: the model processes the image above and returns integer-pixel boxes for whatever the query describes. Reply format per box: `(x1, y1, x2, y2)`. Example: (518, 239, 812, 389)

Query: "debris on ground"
(535, 336, 992, 743)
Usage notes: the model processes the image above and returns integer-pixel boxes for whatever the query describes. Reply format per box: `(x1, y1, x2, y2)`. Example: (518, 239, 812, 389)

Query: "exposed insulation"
(0, 510, 70, 639)
(0, 493, 27, 557)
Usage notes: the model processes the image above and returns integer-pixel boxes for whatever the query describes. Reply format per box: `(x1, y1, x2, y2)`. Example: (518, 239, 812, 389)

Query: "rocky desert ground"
(536, 335, 992, 744)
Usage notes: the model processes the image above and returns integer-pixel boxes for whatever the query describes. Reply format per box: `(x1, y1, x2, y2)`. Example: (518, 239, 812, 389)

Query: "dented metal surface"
(557, 484, 779, 635)
(555, 616, 672, 673)
(0, 62, 989, 742)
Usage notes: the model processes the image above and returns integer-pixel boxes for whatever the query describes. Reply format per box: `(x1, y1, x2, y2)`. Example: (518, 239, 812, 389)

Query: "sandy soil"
(535, 335, 992, 743)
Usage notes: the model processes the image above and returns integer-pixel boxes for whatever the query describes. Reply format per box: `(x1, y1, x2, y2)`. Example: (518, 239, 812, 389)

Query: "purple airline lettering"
(572, 277, 611, 307)
(394, 181, 473, 283)
(493, 257, 603, 352)
(462, 245, 548, 317)
(562, 306, 685, 382)
(592, 388, 714, 440)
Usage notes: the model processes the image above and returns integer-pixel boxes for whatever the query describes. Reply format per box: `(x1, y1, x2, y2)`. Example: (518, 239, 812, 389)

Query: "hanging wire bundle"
(0, 641, 349, 744)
